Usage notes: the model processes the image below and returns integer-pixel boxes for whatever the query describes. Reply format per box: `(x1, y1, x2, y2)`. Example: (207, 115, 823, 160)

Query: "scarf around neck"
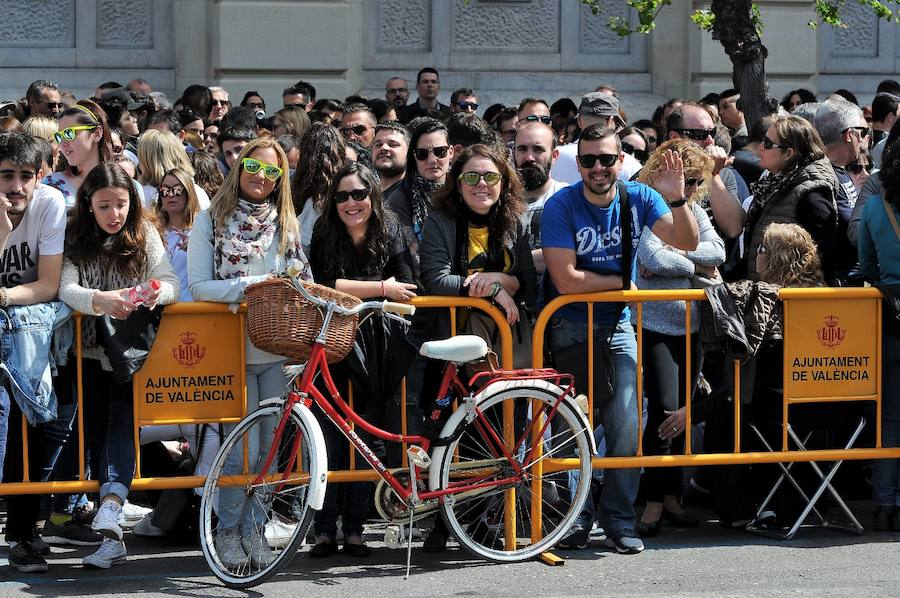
(746, 161, 807, 227)
(410, 172, 442, 241)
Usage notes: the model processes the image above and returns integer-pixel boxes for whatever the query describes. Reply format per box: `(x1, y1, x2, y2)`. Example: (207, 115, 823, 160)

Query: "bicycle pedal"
(407, 445, 431, 468)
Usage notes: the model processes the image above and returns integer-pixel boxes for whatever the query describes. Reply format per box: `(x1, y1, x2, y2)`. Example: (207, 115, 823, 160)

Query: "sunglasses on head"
(334, 187, 369, 203)
(846, 162, 870, 175)
(577, 153, 619, 168)
(413, 146, 450, 161)
(159, 185, 185, 198)
(620, 141, 648, 163)
(458, 101, 479, 111)
(674, 128, 715, 141)
(53, 125, 97, 143)
(241, 157, 283, 181)
(519, 115, 552, 126)
(458, 171, 502, 186)
(762, 136, 785, 150)
(340, 125, 369, 137)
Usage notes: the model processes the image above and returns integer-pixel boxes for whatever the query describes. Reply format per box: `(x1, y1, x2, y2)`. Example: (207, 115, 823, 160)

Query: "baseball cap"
(579, 92, 626, 128)
(101, 88, 144, 111)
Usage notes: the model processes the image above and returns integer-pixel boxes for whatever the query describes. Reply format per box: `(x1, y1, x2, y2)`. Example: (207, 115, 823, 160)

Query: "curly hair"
(313, 161, 393, 280)
(758, 223, 824, 288)
(431, 144, 525, 249)
(291, 122, 346, 214)
(637, 138, 714, 204)
(65, 163, 149, 279)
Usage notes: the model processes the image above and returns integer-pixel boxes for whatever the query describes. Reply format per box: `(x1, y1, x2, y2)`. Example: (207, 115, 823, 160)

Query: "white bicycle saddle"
(419, 335, 488, 363)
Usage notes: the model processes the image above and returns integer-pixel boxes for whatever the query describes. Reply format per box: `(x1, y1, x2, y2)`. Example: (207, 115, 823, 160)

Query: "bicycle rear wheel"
(436, 383, 592, 561)
(200, 405, 321, 588)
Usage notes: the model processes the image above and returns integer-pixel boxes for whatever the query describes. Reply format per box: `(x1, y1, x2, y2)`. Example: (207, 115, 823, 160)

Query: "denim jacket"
(0, 301, 72, 425)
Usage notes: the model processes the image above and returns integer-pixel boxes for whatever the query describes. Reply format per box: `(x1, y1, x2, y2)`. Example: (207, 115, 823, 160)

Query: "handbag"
(95, 305, 164, 385)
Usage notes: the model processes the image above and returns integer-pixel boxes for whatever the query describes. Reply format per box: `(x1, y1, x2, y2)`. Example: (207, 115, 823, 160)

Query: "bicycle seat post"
(405, 446, 431, 579)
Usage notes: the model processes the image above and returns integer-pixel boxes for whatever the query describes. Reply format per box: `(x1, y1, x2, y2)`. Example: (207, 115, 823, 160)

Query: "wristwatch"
(667, 197, 688, 208)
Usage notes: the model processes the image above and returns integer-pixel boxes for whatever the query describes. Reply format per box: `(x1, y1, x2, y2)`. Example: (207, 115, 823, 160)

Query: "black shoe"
(557, 526, 590, 549)
(661, 508, 699, 528)
(8, 543, 49, 573)
(309, 539, 339, 558)
(874, 506, 895, 531)
(26, 536, 51, 556)
(636, 518, 661, 538)
(422, 529, 448, 553)
(342, 541, 371, 557)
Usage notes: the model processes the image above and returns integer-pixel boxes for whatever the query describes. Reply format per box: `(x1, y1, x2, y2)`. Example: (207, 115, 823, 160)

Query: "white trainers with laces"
(119, 501, 152, 524)
(265, 514, 299, 549)
(132, 513, 167, 538)
(83, 538, 127, 568)
(215, 527, 248, 570)
(91, 499, 124, 541)
(242, 525, 276, 569)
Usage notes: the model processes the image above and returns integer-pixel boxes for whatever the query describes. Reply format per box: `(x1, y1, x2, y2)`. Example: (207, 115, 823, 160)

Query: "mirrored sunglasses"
(53, 125, 97, 143)
(458, 171, 502, 186)
(241, 157, 283, 181)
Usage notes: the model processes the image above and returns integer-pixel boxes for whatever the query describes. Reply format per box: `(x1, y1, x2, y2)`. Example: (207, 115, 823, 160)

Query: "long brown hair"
(291, 122, 346, 214)
(65, 162, 149, 279)
(209, 137, 299, 252)
(431, 143, 525, 248)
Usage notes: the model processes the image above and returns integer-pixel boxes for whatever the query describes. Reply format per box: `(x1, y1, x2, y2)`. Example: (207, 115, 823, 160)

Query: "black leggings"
(641, 329, 702, 502)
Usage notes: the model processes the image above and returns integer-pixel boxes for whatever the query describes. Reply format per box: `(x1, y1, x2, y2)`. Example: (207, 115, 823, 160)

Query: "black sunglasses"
(458, 101, 479, 111)
(674, 128, 715, 141)
(340, 125, 369, 137)
(762, 136, 785, 150)
(846, 162, 870, 175)
(519, 115, 552, 126)
(621, 141, 648, 163)
(334, 188, 369, 203)
(413, 146, 449, 161)
(577, 153, 619, 168)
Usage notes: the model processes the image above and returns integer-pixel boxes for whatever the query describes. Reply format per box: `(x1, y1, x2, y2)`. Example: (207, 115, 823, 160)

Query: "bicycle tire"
(435, 383, 592, 562)
(200, 405, 322, 588)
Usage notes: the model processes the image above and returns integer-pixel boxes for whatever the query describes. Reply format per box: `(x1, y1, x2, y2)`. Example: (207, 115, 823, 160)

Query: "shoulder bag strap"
(882, 197, 900, 240)
(607, 180, 630, 338)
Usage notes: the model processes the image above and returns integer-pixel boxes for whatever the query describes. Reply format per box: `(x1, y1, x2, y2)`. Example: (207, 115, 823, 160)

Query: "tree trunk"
(710, 0, 771, 130)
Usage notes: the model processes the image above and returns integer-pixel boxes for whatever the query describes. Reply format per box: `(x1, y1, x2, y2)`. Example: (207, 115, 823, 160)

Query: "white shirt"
(0, 184, 66, 287)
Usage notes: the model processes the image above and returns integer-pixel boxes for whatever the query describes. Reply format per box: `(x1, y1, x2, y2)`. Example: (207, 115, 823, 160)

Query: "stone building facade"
(0, 0, 896, 119)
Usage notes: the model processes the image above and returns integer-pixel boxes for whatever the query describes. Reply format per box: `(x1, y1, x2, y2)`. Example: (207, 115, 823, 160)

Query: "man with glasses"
(815, 99, 867, 285)
(385, 77, 410, 110)
(208, 87, 229, 122)
(516, 97, 552, 127)
(25, 80, 63, 119)
(282, 84, 312, 111)
(450, 88, 478, 114)
(551, 92, 641, 184)
(399, 67, 450, 124)
(665, 103, 746, 239)
(542, 123, 698, 554)
(338, 104, 377, 148)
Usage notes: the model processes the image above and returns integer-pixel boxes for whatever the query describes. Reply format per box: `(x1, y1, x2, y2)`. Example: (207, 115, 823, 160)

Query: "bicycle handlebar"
(285, 265, 415, 317)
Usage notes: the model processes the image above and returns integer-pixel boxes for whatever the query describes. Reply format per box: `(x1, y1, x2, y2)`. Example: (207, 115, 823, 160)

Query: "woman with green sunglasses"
(187, 137, 313, 570)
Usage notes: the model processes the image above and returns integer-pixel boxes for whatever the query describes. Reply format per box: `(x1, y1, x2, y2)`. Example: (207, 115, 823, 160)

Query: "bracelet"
(91, 290, 104, 315)
(381, 280, 385, 296)
(667, 198, 688, 208)
(0, 287, 7, 308)
(488, 281, 503, 298)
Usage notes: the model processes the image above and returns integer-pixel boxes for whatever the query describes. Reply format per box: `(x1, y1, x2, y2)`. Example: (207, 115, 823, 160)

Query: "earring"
(89, 208, 93, 213)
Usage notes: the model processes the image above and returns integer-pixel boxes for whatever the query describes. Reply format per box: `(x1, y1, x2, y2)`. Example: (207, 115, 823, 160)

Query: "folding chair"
(745, 416, 866, 540)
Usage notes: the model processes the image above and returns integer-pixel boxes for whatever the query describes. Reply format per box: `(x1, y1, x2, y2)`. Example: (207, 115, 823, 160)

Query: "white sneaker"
(214, 527, 247, 570)
(265, 514, 299, 549)
(83, 538, 127, 568)
(132, 513, 167, 538)
(242, 525, 276, 569)
(119, 501, 152, 524)
(91, 499, 123, 541)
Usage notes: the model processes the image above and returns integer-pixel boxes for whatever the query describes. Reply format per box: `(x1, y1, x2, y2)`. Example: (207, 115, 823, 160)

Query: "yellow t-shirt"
(467, 225, 511, 276)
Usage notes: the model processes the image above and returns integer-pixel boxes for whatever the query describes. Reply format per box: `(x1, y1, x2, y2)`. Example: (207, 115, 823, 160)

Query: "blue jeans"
(217, 360, 288, 530)
(874, 330, 900, 507)
(550, 316, 639, 535)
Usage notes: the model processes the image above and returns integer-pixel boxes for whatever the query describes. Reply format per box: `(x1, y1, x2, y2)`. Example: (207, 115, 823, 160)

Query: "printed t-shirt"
(0, 184, 66, 287)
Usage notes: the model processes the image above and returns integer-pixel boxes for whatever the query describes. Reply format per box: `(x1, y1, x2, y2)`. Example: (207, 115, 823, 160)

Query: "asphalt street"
(0, 502, 898, 597)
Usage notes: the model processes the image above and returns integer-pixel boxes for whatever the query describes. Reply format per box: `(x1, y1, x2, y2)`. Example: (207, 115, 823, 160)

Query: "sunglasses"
(334, 188, 369, 203)
(684, 177, 705, 187)
(241, 157, 283, 181)
(458, 101, 479, 111)
(846, 162, 870, 175)
(762, 136, 785, 150)
(286, 103, 307, 110)
(674, 128, 715, 141)
(211, 99, 228, 107)
(621, 141, 648, 162)
(53, 125, 97, 143)
(414, 146, 450, 161)
(846, 126, 869, 138)
(43, 102, 64, 110)
(159, 185, 185, 198)
(340, 125, 369, 137)
(458, 171, 502, 186)
(577, 153, 619, 168)
(245, 102, 264, 110)
(519, 115, 552, 126)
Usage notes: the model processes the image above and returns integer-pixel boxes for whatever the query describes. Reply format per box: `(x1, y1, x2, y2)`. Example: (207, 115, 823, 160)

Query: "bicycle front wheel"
(200, 404, 321, 588)
(436, 383, 592, 561)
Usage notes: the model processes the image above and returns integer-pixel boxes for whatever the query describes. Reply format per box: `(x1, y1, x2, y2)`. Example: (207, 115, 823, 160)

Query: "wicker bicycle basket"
(245, 278, 361, 364)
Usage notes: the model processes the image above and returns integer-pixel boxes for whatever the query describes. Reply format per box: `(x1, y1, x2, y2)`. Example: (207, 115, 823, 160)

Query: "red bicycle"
(199, 268, 594, 588)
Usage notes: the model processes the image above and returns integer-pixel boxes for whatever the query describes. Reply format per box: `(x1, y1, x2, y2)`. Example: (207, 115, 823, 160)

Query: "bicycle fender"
(258, 397, 329, 510)
(427, 379, 596, 492)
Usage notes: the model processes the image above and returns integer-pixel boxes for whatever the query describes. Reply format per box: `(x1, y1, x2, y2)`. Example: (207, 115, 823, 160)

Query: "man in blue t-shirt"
(542, 124, 699, 553)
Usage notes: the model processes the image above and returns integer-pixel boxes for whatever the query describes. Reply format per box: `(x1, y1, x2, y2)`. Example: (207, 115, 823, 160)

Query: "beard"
(6, 194, 28, 216)
(376, 162, 405, 179)
(516, 158, 552, 191)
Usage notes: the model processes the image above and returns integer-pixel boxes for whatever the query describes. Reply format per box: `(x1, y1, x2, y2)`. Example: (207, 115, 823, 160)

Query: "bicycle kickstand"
(405, 445, 431, 580)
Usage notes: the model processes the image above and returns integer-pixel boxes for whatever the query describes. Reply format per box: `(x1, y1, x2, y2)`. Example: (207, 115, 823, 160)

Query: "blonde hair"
(209, 138, 298, 252)
(137, 129, 194, 188)
(637, 138, 714, 204)
(155, 167, 201, 232)
(22, 116, 57, 141)
(759, 223, 825, 288)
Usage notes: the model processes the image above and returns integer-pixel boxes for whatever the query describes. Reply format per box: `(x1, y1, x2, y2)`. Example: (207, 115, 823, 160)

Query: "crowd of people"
(0, 67, 898, 574)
